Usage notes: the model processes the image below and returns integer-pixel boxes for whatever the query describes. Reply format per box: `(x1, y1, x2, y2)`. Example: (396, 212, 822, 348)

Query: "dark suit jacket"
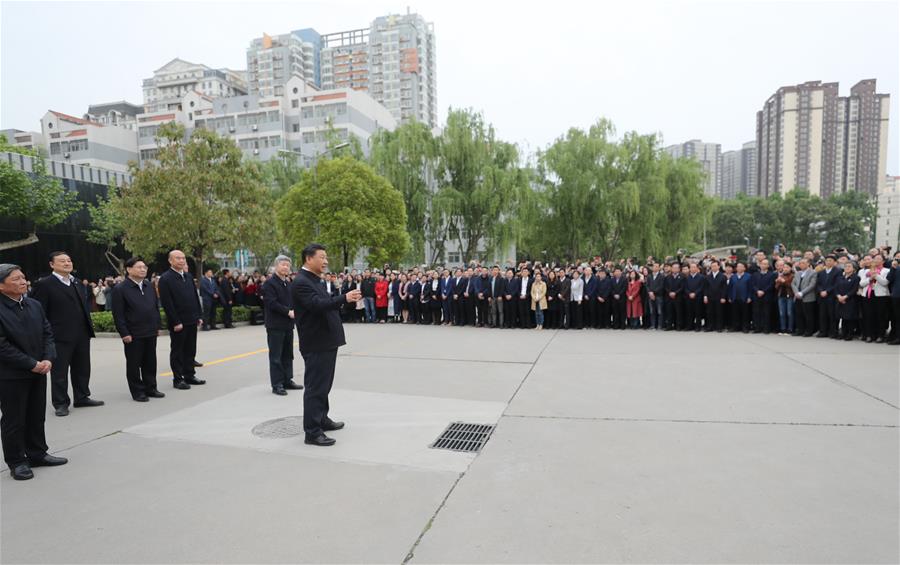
(706, 272, 727, 301)
(158, 269, 203, 328)
(30, 275, 95, 342)
(596, 277, 612, 300)
(816, 268, 840, 298)
(558, 277, 571, 301)
(583, 275, 598, 300)
(610, 276, 627, 298)
(750, 271, 777, 300)
(0, 295, 56, 381)
(111, 279, 161, 339)
(664, 274, 684, 296)
(200, 276, 219, 303)
(262, 275, 294, 331)
(488, 276, 507, 299)
(647, 272, 666, 294)
(685, 273, 706, 298)
(291, 269, 347, 354)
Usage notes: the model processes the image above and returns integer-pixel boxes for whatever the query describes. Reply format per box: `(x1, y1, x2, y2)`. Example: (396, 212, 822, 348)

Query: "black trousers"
(267, 328, 294, 389)
(0, 376, 49, 466)
(686, 297, 703, 330)
(732, 300, 751, 332)
(504, 299, 516, 328)
(202, 298, 218, 329)
(559, 301, 570, 329)
(169, 323, 198, 382)
(431, 303, 443, 325)
(890, 297, 900, 341)
(221, 304, 233, 327)
(584, 299, 596, 328)
(818, 297, 837, 336)
(570, 301, 583, 329)
(124, 336, 158, 398)
(611, 298, 625, 329)
(452, 298, 463, 325)
(301, 348, 337, 437)
(51, 334, 92, 408)
(596, 300, 610, 328)
(463, 297, 476, 326)
(705, 300, 724, 331)
(753, 298, 772, 333)
(797, 300, 817, 336)
(518, 298, 531, 328)
(860, 297, 886, 340)
(665, 296, 683, 329)
(477, 299, 489, 326)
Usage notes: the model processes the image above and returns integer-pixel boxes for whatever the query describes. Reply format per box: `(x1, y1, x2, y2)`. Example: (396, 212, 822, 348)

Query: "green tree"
(437, 108, 523, 263)
(84, 182, 127, 274)
(117, 123, 271, 272)
(276, 156, 409, 270)
(0, 135, 82, 251)
(370, 120, 443, 264)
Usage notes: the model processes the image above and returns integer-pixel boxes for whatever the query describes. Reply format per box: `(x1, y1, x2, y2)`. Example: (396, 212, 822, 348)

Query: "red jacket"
(375, 280, 389, 308)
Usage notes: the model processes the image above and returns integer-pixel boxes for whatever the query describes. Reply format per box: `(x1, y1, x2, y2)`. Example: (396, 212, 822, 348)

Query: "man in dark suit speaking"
(291, 244, 362, 447)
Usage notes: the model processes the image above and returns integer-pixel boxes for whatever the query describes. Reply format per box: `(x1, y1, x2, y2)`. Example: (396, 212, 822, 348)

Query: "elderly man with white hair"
(261, 255, 303, 396)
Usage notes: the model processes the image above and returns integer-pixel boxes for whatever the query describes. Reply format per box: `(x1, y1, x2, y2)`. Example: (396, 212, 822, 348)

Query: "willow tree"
(369, 121, 442, 264)
(436, 108, 523, 263)
(117, 123, 271, 273)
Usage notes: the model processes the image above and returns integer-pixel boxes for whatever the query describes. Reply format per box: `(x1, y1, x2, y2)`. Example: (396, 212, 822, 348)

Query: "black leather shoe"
(28, 454, 67, 467)
(74, 398, 104, 408)
(224, 324, 235, 329)
(304, 434, 336, 447)
(9, 463, 33, 480)
(146, 390, 166, 398)
(133, 395, 149, 402)
(54, 406, 69, 417)
(284, 381, 304, 390)
(184, 378, 206, 385)
(193, 361, 204, 367)
(173, 381, 191, 390)
(322, 420, 345, 431)
(272, 387, 287, 396)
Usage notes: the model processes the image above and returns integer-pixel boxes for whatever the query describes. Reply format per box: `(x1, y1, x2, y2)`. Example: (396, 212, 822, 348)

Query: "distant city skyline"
(2, 1, 897, 173)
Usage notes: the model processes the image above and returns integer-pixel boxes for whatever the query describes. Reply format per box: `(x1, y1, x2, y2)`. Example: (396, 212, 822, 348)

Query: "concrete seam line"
(501, 414, 899, 429)
(401, 331, 558, 562)
(738, 334, 900, 411)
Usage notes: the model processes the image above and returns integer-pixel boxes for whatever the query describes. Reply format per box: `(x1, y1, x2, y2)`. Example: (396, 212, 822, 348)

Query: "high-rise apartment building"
(664, 139, 722, 197)
(720, 141, 757, 199)
(876, 175, 899, 250)
(142, 58, 247, 113)
(246, 30, 322, 96)
(246, 13, 436, 127)
(756, 79, 890, 198)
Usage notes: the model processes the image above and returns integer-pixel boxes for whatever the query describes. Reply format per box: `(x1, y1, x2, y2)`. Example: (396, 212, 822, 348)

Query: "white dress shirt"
(52, 272, 74, 286)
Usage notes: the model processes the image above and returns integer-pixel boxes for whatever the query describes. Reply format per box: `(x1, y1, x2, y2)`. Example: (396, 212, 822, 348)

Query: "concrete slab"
(1, 433, 455, 564)
(125, 385, 507, 473)
(409, 416, 900, 564)
(507, 351, 899, 426)
(785, 352, 900, 409)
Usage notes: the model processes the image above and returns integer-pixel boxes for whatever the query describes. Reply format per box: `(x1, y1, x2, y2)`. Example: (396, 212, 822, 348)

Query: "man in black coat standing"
(157, 250, 206, 390)
(262, 256, 304, 396)
(30, 252, 103, 417)
(218, 269, 235, 329)
(292, 244, 362, 447)
(0, 264, 67, 480)
(110, 257, 165, 402)
(704, 260, 727, 332)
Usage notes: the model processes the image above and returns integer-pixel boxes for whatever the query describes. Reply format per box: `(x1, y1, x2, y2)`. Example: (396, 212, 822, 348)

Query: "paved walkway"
(1, 324, 897, 563)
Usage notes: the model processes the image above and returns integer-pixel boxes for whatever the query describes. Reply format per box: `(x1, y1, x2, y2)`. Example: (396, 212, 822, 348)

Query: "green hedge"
(92, 306, 256, 333)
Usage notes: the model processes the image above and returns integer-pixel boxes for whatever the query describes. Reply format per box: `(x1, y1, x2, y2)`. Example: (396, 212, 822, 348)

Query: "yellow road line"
(160, 347, 272, 377)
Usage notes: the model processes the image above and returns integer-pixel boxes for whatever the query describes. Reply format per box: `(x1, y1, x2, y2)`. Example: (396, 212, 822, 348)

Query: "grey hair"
(0, 263, 22, 283)
(274, 255, 292, 265)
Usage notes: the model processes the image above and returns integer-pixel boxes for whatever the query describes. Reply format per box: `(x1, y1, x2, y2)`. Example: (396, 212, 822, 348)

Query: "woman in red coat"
(374, 273, 389, 323)
(625, 269, 644, 328)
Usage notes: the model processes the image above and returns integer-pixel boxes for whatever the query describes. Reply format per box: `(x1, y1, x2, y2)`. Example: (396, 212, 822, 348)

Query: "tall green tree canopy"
(116, 123, 271, 272)
(276, 156, 409, 270)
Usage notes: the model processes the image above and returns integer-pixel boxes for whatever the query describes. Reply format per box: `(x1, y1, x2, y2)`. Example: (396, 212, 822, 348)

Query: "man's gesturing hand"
(345, 289, 363, 303)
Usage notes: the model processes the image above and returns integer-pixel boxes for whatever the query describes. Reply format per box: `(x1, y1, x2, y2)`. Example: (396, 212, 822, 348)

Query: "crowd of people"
(333, 246, 900, 344)
(1, 243, 898, 480)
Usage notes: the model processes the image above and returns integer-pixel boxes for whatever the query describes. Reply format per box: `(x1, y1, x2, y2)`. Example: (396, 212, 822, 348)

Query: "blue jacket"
(583, 275, 598, 299)
(200, 276, 219, 303)
(685, 273, 706, 298)
(729, 273, 751, 302)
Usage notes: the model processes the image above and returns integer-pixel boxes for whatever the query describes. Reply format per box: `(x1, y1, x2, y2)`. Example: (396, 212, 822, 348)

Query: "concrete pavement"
(1, 324, 897, 563)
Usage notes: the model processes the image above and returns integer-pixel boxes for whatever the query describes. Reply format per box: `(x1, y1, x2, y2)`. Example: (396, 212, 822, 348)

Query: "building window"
(291, 99, 299, 108)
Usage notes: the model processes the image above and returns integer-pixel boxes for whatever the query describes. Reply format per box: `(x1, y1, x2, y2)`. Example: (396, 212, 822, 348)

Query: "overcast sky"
(2, 0, 898, 173)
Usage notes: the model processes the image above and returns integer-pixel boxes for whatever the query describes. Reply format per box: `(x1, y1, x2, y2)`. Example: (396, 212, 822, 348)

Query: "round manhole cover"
(252, 416, 304, 439)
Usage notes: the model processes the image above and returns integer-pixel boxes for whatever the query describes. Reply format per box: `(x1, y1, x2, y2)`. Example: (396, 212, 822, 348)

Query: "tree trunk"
(0, 232, 39, 252)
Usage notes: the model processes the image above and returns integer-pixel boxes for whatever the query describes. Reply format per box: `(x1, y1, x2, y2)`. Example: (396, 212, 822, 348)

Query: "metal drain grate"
(252, 416, 304, 439)
(430, 422, 495, 453)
